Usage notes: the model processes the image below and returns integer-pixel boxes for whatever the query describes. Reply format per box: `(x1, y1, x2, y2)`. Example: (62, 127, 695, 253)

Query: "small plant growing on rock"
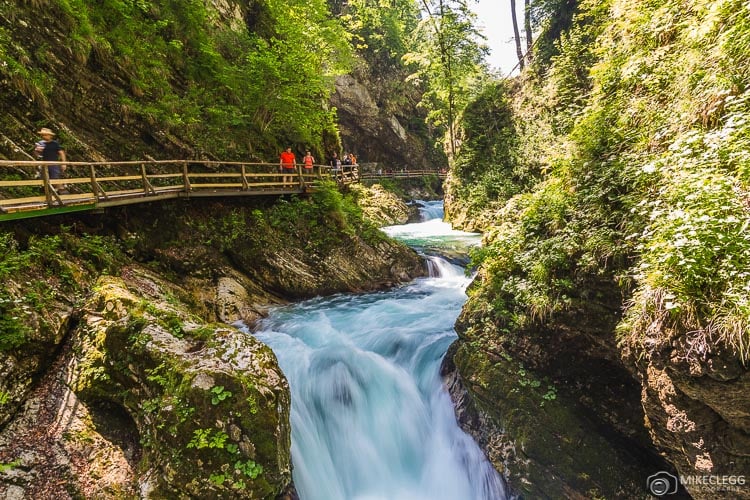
(186, 428, 229, 450)
(235, 459, 263, 479)
(210, 385, 232, 405)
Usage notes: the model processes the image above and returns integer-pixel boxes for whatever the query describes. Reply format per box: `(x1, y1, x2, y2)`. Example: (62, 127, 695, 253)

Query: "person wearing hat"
(35, 128, 67, 191)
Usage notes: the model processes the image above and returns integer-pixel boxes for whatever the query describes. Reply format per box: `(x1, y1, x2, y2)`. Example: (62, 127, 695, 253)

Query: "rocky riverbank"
(0, 191, 424, 498)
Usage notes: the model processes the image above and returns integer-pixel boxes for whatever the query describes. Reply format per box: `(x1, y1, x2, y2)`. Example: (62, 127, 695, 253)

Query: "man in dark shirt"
(36, 128, 67, 190)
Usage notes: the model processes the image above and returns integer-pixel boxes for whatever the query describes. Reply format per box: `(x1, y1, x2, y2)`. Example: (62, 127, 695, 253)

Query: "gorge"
(1, 0, 750, 498)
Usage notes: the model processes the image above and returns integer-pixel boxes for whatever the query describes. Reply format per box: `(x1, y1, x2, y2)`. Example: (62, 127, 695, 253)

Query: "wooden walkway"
(359, 170, 447, 180)
(0, 160, 358, 221)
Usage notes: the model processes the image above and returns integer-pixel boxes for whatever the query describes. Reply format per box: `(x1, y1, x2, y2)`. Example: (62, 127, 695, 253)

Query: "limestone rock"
(623, 335, 750, 499)
(70, 273, 292, 498)
(349, 184, 411, 226)
(331, 74, 441, 171)
(444, 274, 677, 498)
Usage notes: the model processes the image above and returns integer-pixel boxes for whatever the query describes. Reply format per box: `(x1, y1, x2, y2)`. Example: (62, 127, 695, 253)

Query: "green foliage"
(458, 0, 750, 362)
(403, 0, 489, 153)
(0, 26, 55, 105)
(235, 459, 263, 479)
(452, 81, 536, 214)
(345, 0, 419, 65)
(210, 385, 233, 405)
(0, 294, 32, 352)
(528, 0, 582, 70)
(186, 428, 229, 450)
(27, 0, 353, 157)
(0, 459, 21, 473)
(0, 229, 123, 352)
(470, 176, 579, 324)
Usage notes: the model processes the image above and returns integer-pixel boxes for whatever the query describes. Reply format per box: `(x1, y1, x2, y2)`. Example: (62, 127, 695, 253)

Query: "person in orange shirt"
(279, 146, 297, 187)
(302, 150, 315, 170)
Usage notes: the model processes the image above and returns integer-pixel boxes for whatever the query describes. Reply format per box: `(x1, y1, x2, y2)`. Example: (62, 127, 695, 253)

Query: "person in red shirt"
(279, 147, 297, 187)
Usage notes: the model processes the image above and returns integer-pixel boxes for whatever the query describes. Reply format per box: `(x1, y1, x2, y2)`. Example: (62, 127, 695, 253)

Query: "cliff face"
(0, 0, 213, 162)
(332, 73, 443, 171)
(445, 260, 750, 499)
(0, 1, 444, 168)
(621, 320, 750, 499)
(0, 194, 425, 497)
(442, 272, 677, 498)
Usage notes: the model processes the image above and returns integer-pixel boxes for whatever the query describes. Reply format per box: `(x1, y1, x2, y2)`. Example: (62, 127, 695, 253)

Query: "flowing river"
(253, 201, 507, 500)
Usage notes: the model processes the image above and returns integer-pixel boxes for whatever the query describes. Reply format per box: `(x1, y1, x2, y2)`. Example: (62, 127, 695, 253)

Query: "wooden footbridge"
(0, 160, 448, 221)
(0, 160, 359, 221)
(359, 169, 447, 181)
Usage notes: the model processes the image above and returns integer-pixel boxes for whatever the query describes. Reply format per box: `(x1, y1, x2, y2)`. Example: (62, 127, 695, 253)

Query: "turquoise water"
(253, 201, 506, 500)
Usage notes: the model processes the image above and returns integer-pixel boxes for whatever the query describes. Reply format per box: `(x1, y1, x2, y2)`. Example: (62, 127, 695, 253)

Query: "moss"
(453, 338, 646, 498)
(70, 276, 291, 498)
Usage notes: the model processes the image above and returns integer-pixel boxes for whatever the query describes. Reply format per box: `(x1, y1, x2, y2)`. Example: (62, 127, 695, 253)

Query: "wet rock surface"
(443, 274, 681, 498)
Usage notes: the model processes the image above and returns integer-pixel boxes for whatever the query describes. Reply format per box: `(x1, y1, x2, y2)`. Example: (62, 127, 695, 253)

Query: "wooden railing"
(359, 169, 447, 180)
(0, 160, 359, 220)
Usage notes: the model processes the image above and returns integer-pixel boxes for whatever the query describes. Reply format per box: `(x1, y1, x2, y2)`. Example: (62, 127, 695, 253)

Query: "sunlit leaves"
(403, 0, 489, 154)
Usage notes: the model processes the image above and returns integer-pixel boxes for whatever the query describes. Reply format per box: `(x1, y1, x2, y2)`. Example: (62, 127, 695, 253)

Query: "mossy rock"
(447, 338, 656, 499)
(71, 275, 291, 498)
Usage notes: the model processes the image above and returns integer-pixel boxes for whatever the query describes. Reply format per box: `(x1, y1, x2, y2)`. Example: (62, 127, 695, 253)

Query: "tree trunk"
(510, 0, 525, 70)
(524, 0, 533, 58)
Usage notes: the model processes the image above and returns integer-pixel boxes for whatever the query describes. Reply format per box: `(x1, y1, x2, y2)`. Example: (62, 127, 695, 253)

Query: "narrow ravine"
(252, 201, 506, 500)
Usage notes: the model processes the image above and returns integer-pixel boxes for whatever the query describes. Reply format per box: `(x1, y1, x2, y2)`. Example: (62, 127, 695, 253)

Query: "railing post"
(90, 164, 99, 200)
(297, 164, 304, 190)
(241, 164, 249, 190)
(141, 163, 155, 195)
(182, 161, 191, 192)
(41, 162, 53, 206)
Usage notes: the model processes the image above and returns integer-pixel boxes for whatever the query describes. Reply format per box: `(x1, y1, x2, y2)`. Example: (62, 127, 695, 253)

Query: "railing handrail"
(0, 159, 341, 167)
(0, 159, 363, 220)
(0, 159, 442, 221)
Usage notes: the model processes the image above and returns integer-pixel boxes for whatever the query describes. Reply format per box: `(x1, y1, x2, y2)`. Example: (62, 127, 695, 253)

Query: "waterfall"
(415, 200, 445, 221)
(252, 201, 505, 500)
(425, 255, 465, 279)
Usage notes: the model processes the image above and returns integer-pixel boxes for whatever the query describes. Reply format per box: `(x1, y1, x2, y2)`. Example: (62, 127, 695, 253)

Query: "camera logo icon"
(647, 471, 679, 496)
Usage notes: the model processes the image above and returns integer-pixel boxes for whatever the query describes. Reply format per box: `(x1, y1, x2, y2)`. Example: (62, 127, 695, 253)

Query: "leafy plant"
(186, 428, 229, 450)
(235, 459, 263, 479)
(0, 459, 21, 473)
(210, 385, 233, 405)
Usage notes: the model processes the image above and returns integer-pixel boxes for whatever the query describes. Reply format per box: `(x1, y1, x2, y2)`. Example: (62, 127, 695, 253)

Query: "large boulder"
(349, 184, 411, 226)
(71, 271, 292, 498)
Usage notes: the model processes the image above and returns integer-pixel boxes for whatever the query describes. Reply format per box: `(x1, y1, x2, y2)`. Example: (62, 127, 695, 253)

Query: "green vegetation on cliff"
(0, 0, 350, 157)
(452, 0, 750, 363)
(446, 0, 750, 496)
(0, 0, 486, 167)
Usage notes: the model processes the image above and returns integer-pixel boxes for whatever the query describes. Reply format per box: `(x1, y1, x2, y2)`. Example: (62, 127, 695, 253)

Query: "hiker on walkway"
(329, 152, 342, 181)
(302, 150, 315, 171)
(279, 146, 296, 186)
(35, 128, 67, 192)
